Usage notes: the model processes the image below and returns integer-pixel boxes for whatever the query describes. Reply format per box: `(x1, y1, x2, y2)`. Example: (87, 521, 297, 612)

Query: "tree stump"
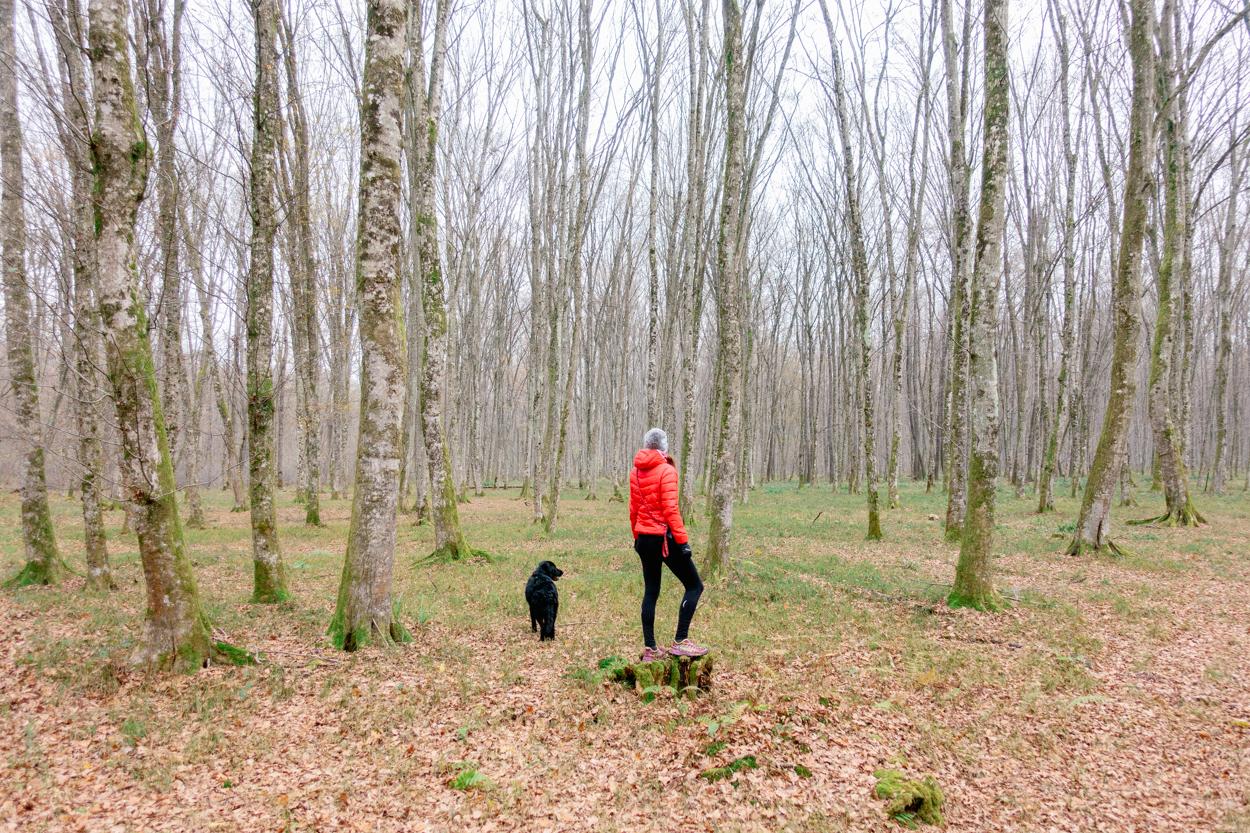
(601, 655, 714, 699)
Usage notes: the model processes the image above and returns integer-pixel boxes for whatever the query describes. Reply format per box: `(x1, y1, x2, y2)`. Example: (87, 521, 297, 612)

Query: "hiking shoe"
(640, 646, 667, 663)
(668, 638, 709, 658)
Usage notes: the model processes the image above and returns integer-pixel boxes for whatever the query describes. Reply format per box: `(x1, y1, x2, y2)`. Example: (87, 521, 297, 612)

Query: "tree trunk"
(820, 0, 881, 540)
(950, 0, 1009, 611)
(142, 0, 188, 481)
(410, 0, 473, 561)
(1, 0, 60, 588)
(1037, 1, 1076, 514)
(940, 0, 973, 542)
(1068, 0, 1154, 556)
(247, 0, 288, 603)
(1140, 0, 1203, 528)
(703, 0, 747, 574)
(280, 9, 321, 526)
(48, 0, 110, 587)
(90, 0, 221, 669)
(328, 0, 410, 650)
(1211, 134, 1240, 495)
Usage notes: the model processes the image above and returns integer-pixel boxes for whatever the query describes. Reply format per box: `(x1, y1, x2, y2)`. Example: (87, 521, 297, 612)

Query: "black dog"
(525, 561, 563, 641)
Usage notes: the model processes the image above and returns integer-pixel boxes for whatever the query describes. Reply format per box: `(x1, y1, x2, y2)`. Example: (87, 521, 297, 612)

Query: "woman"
(629, 427, 708, 662)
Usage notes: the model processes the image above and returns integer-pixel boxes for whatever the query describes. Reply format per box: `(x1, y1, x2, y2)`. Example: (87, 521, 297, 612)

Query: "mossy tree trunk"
(89, 0, 219, 669)
(950, 0, 1008, 612)
(410, 0, 472, 560)
(815, 0, 885, 537)
(1037, 2, 1077, 515)
(49, 0, 110, 588)
(1068, 0, 1154, 556)
(940, 0, 973, 543)
(329, 0, 410, 650)
(1140, 0, 1203, 528)
(703, 0, 746, 575)
(1, 0, 60, 588)
(247, 0, 289, 603)
(140, 0, 188, 479)
(279, 8, 321, 527)
(677, 3, 710, 524)
(819, 0, 881, 539)
(1211, 133, 1240, 495)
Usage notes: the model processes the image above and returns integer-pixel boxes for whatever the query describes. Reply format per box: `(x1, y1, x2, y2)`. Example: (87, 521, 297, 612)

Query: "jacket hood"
(634, 448, 670, 470)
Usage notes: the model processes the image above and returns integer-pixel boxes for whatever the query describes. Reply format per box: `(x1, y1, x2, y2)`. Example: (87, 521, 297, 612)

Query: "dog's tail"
(541, 602, 557, 641)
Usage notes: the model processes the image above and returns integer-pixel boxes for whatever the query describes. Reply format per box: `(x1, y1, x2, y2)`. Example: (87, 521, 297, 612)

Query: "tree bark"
(703, 0, 747, 573)
(141, 0, 188, 483)
(950, 0, 1009, 611)
(1211, 133, 1240, 495)
(940, 0, 973, 542)
(1140, 0, 1203, 528)
(1038, 1, 1076, 514)
(90, 0, 220, 669)
(819, 0, 881, 540)
(48, 0, 110, 587)
(1068, 0, 1155, 556)
(1, 0, 60, 588)
(328, 0, 410, 649)
(410, 0, 474, 560)
(280, 8, 321, 526)
(247, 0, 289, 603)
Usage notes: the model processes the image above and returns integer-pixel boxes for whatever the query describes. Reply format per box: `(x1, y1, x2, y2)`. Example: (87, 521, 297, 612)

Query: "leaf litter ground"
(0, 481, 1247, 831)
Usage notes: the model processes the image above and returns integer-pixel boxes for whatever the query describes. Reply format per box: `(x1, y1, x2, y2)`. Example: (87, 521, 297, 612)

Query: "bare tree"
(49, 0, 111, 587)
(2, 0, 60, 587)
(247, 0, 289, 602)
(818, 0, 881, 540)
(90, 0, 221, 669)
(1068, 0, 1155, 556)
(950, 0, 1008, 610)
(328, 0, 411, 648)
(703, 0, 747, 573)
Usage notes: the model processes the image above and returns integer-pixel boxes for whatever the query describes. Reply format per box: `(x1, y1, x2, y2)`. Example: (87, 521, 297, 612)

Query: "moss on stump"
(597, 654, 713, 699)
(873, 769, 945, 826)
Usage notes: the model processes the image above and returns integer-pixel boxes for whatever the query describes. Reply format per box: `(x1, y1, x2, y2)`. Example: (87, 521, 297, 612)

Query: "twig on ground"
(254, 649, 342, 665)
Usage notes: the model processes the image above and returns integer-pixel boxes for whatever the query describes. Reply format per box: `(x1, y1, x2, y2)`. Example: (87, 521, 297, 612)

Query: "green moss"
(947, 589, 1006, 612)
(699, 756, 757, 782)
(4, 558, 59, 589)
(213, 642, 258, 666)
(873, 769, 945, 826)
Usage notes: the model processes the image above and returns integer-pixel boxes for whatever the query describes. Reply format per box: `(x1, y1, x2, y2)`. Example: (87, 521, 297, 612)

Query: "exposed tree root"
(3, 560, 59, 589)
(419, 542, 492, 564)
(1128, 506, 1205, 527)
(1066, 537, 1130, 558)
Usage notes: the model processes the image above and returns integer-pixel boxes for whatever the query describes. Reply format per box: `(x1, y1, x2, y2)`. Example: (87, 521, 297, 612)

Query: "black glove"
(677, 542, 693, 559)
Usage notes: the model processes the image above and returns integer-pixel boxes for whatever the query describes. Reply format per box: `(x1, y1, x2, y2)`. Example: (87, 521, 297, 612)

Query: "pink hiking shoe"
(668, 638, 709, 658)
(640, 646, 667, 663)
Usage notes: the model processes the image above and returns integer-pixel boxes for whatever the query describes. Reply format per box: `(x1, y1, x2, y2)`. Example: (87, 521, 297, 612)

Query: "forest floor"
(0, 478, 1247, 832)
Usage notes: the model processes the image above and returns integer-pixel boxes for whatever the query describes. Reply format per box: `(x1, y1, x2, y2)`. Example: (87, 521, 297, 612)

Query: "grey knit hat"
(643, 427, 668, 453)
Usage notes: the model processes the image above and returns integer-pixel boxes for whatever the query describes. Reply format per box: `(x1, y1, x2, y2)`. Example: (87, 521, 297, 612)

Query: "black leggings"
(635, 534, 704, 649)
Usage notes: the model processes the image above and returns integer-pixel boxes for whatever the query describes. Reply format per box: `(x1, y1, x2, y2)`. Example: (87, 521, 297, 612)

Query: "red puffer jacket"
(629, 449, 688, 544)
